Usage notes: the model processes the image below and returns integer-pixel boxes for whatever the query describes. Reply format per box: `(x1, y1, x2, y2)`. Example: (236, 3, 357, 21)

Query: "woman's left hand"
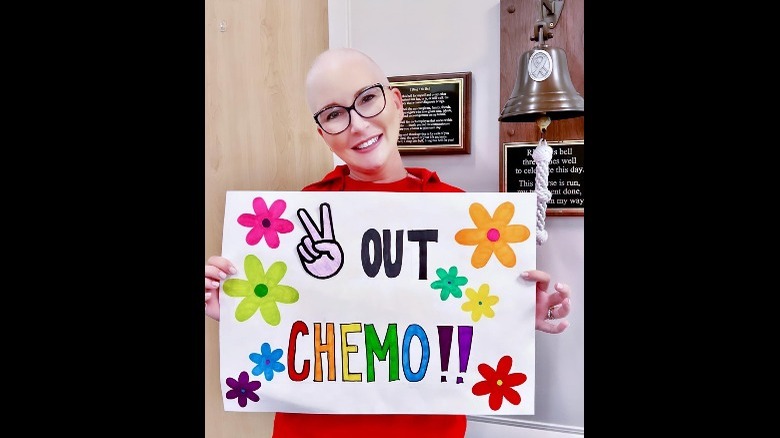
(522, 269, 572, 334)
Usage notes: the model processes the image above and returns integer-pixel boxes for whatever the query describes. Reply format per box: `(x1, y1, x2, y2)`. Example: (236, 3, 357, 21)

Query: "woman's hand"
(204, 255, 237, 322)
(522, 269, 571, 334)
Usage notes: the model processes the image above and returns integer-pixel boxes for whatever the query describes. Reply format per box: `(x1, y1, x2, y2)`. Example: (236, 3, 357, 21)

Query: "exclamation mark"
(456, 325, 473, 384)
(437, 326, 453, 382)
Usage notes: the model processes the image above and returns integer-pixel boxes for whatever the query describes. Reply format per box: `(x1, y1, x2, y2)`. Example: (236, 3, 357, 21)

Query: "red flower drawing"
(471, 355, 527, 411)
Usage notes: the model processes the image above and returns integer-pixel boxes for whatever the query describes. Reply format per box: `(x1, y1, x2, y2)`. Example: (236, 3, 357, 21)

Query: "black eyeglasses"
(313, 83, 387, 135)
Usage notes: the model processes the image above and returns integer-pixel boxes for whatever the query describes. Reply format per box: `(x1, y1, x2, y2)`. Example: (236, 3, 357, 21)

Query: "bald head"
(305, 48, 390, 113)
(302, 48, 406, 181)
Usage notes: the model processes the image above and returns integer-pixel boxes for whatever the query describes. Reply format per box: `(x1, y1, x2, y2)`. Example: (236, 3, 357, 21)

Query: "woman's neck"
(347, 164, 408, 183)
(346, 153, 408, 183)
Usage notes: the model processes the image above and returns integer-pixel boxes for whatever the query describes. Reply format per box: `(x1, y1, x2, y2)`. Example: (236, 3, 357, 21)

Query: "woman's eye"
(326, 109, 343, 121)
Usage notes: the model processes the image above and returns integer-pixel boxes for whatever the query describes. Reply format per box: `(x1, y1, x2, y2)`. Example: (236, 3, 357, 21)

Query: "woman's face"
(306, 55, 404, 176)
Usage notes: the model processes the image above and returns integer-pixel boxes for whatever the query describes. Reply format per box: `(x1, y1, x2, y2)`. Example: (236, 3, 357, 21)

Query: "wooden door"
(205, 1, 332, 436)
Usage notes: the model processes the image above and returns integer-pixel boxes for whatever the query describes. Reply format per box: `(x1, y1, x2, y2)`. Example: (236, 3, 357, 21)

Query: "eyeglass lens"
(315, 85, 386, 134)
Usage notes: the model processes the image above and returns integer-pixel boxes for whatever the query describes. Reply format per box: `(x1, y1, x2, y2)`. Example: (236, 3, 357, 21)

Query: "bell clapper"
(536, 115, 551, 140)
(532, 115, 553, 245)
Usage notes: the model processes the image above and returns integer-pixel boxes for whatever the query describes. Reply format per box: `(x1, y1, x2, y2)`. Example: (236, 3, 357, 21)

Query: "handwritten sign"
(219, 191, 537, 415)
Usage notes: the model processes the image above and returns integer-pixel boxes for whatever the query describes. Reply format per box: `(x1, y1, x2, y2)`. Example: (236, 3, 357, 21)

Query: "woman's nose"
(349, 108, 371, 131)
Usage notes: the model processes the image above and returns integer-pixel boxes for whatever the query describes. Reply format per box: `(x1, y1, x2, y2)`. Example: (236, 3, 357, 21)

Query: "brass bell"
(498, 45, 584, 123)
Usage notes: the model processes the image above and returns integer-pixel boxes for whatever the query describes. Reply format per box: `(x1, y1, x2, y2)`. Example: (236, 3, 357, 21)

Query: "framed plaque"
(502, 140, 584, 216)
(388, 72, 471, 155)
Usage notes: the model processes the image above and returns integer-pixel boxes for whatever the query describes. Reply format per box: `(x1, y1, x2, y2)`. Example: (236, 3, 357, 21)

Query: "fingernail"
(556, 282, 566, 289)
(229, 266, 237, 275)
(205, 293, 212, 300)
(211, 281, 220, 288)
(521, 271, 530, 278)
(219, 271, 227, 279)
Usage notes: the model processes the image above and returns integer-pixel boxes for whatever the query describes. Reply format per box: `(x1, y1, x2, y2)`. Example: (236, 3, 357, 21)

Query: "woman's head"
(305, 48, 405, 181)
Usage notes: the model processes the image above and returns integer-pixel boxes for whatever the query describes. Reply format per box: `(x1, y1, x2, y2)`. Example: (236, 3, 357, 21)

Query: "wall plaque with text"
(502, 140, 584, 216)
(389, 72, 471, 155)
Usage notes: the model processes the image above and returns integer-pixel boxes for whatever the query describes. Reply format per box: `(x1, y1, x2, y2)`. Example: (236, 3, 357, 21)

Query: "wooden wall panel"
(499, 0, 584, 190)
(204, 1, 331, 436)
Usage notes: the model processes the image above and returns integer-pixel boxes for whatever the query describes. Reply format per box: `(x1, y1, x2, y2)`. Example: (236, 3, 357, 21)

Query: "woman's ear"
(316, 127, 334, 152)
(390, 86, 404, 118)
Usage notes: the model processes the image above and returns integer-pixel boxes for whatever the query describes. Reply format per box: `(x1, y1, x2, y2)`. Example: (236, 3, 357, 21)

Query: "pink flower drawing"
(237, 197, 294, 248)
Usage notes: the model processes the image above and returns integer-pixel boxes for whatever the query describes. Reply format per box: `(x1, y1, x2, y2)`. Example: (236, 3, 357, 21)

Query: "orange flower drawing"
(454, 202, 530, 268)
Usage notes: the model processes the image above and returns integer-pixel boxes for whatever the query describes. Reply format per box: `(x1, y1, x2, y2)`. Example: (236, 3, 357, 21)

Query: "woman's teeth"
(356, 136, 378, 150)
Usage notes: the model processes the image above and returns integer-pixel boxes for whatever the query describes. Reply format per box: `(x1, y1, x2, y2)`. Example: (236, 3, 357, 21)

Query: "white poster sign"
(219, 191, 536, 415)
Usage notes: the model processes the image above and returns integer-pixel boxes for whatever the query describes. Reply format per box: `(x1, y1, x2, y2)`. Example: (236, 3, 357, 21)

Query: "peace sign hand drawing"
(296, 203, 344, 279)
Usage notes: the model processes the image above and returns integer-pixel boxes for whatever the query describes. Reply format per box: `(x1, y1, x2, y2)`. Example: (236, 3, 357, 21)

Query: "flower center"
(240, 388, 247, 393)
(254, 283, 269, 298)
(478, 301, 483, 306)
(496, 379, 503, 386)
(261, 218, 271, 228)
(487, 228, 500, 242)
(265, 359, 271, 365)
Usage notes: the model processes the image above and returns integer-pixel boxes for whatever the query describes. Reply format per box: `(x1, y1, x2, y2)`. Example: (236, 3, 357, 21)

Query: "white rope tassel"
(532, 138, 553, 245)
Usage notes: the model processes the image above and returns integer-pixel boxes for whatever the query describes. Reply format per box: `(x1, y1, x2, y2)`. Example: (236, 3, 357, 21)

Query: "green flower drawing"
(222, 254, 299, 325)
(430, 266, 468, 301)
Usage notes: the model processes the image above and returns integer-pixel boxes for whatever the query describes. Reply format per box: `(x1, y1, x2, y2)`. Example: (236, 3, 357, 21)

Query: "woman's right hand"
(205, 255, 237, 321)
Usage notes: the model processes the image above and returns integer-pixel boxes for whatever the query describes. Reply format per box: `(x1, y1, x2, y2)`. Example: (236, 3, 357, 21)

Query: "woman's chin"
(348, 145, 389, 167)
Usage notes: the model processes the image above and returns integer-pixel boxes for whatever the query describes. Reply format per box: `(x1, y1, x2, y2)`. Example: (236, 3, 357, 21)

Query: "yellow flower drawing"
(454, 202, 530, 268)
(461, 283, 499, 322)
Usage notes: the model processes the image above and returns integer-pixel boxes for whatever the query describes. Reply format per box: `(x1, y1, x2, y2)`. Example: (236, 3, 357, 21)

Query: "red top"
(272, 412, 467, 438)
(302, 165, 465, 193)
(272, 165, 466, 437)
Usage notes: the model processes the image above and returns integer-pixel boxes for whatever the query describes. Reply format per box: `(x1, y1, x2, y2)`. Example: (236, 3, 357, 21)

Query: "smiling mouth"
(354, 135, 380, 150)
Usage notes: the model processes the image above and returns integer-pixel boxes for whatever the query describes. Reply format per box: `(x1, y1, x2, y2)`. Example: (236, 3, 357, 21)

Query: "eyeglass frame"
(312, 83, 389, 135)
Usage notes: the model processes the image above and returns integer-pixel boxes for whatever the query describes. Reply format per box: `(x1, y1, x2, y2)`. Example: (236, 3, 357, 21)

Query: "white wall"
(328, 0, 584, 435)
